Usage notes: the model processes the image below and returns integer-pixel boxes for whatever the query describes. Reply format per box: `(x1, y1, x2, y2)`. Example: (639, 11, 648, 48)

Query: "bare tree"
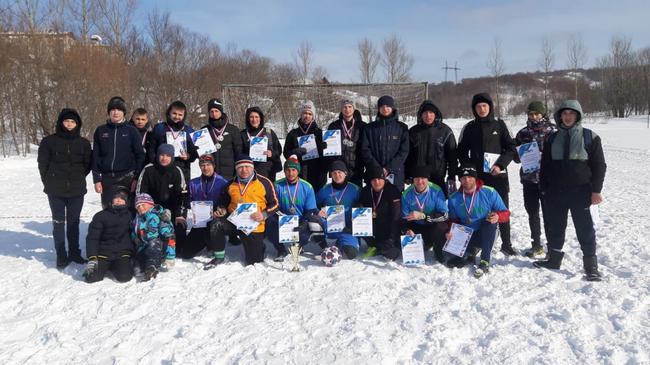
(487, 38, 505, 118)
(311, 65, 329, 84)
(538, 36, 555, 110)
(381, 34, 413, 83)
(293, 40, 313, 84)
(66, 0, 97, 43)
(598, 36, 635, 117)
(567, 33, 587, 99)
(357, 37, 379, 83)
(95, 0, 137, 52)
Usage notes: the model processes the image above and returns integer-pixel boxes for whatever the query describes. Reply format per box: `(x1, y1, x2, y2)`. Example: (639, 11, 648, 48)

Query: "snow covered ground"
(0, 117, 649, 364)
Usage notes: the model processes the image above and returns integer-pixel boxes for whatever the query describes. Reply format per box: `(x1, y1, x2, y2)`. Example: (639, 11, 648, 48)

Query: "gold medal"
(290, 207, 297, 214)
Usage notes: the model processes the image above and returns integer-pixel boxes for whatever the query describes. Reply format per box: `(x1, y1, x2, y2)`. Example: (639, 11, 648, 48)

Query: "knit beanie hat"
(284, 155, 301, 173)
(527, 101, 546, 115)
(365, 165, 385, 180)
(135, 193, 155, 207)
(458, 164, 478, 178)
(235, 155, 254, 169)
(329, 160, 348, 174)
(107, 96, 127, 115)
(208, 98, 224, 113)
(377, 95, 395, 109)
(157, 143, 175, 158)
(199, 154, 215, 166)
(299, 100, 316, 117)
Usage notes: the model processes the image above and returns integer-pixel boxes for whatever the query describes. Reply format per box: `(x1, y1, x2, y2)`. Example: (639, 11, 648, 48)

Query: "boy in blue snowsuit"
(446, 165, 510, 276)
(133, 193, 176, 281)
(267, 155, 321, 260)
(316, 160, 361, 259)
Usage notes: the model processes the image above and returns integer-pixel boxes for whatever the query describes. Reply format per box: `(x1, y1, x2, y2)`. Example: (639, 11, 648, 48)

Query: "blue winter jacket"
(447, 181, 510, 231)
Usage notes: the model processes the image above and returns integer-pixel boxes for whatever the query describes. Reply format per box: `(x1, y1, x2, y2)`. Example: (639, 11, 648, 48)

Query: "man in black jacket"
(38, 108, 92, 268)
(360, 95, 409, 191)
(92, 96, 145, 208)
(358, 165, 402, 260)
(202, 98, 243, 181)
(128, 107, 153, 169)
(83, 187, 134, 283)
(327, 99, 366, 186)
(534, 100, 606, 281)
(457, 93, 517, 255)
(149, 101, 199, 187)
(283, 100, 327, 192)
(407, 100, 458, 197)
(240, 106, 282, 181)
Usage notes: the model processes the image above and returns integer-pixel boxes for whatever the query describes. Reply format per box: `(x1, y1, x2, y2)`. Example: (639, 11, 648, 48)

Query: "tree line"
(0, 0, 648, 156)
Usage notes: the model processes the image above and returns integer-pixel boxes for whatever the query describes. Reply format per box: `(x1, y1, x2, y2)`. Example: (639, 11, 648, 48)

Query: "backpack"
(547, 128, 593, 151)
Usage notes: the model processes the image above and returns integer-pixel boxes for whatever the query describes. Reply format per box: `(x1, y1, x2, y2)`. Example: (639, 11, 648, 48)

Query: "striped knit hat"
(235, 155, 254, 169)
(135, 193, 155, 207)
(284, 155, 301, 173)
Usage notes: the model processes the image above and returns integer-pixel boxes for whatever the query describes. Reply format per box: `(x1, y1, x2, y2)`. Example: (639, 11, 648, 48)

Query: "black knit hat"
(329, 160, 348, 174)
(365, 165, 385, 180)
(377, 95, 395, 109)
(111, 185, 130, 205)
(411, 165, 432, 179)
(107, 96, 127, 115)
(458, 164, 478, 178)
(208, 98, 224, 113)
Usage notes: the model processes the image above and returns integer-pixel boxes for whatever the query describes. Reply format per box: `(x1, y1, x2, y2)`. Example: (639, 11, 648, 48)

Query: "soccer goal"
(222, 82, 429, 137)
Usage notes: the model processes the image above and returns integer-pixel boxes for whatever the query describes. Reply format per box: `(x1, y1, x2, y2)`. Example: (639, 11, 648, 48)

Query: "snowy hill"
(0, 117, 649, 363)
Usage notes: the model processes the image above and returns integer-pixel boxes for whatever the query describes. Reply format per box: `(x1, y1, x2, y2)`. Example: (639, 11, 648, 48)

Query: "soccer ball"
(321, 246, 342, 267)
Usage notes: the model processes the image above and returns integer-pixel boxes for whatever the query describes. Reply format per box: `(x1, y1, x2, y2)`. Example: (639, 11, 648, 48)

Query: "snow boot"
(68, 254, 88, 264)
(342, 245, 358, 259)
(583, 255, 602, 282)
(143, 266, 158, 281)
(274, 249, 288, 262)
(203, 257, 225, 270)
(500, 244, 517, 256)
(312, 234, 327, 249)
(473, 260, 490, 278)
(524, 245, 545, 258)
(533, 250, 564, 270)
(56, 254, 69, 269)
(445, 256, 467, 268)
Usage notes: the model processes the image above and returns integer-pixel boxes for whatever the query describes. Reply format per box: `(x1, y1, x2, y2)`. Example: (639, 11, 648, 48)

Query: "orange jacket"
(223, 173, 279, 233)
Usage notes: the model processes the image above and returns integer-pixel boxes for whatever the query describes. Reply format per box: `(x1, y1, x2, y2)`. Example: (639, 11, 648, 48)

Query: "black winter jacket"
(360, 110, 409, 190)
(283, 120, 327, 192)
(358, 182, 402, 242)
(91, 120, 145, 183)
(86, 205, 134, 260)
(457, 93, 516, 185)
(407, 101, 458, 184)
(38, 109, 92, 197)
(327, 111, 366, 183)
(136, 162, 189, 218)
(240, 107, 282, 181)
(201, 113, 242, 181)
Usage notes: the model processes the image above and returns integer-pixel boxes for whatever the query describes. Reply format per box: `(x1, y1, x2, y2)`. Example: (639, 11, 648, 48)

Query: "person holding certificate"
(183, 155, 229, 261)
(457, 93, 517, 256)
(240, 106, 282, 182)
(400, 166, 449, 263)
(201, 98, 243, 181)
(315, 161, 361, 259)
(149, 101, 198, 187)
(446, 165, 510, 276)
(283, 100, 327, 193)
(208, 155, 279, 267)
(326, 99, 367, 187)
(514, 101, 556, 258)
(358, 165, 401, 260)
(266, 156, 321, 260)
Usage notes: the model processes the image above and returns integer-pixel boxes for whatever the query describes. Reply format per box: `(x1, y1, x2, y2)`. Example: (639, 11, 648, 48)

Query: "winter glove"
(175, 216, 187, 227)
(446, 179, 457, 194)
(160, 209, 172, 222)
(83, 257, 99, 279)
(320, 141, 328, 149)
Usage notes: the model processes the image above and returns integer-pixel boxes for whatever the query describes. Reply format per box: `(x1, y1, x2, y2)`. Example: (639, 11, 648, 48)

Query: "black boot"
(56, 254, 69, 269)
(583, 255, 602, 282)
(342, 246, 358, 259)
(533, 250, 564, 270)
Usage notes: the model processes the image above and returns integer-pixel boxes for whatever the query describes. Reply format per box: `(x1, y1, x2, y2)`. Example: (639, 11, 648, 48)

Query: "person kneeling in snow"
(132, 193, 177, 281)
(83, 187, 134, 283)
(315, 160, 361, 259)
(446, 165, 510, 277)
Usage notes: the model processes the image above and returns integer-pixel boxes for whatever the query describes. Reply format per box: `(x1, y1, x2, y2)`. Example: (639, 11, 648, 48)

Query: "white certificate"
(191, 201, 213, 228)
(483, 152, 502, 173)
(249, 136, 268, 162)
(401, 234, 425, 265)
(166, 131, 187, 157)
(443, 223, 474, 257)
(352, 207, 373, 237)
(279, 215, 299, 243)
(322, 130, 342, 156)
(190, 128, 216, 157)
(298, 134, 319, 161)
(518, 141, 541, 173)
(325, 205, 345, 233)
(227, 203, 260, 236)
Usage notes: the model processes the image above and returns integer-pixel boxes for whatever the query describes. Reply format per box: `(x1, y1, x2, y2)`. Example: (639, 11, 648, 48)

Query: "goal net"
(222, 82, 429, 138)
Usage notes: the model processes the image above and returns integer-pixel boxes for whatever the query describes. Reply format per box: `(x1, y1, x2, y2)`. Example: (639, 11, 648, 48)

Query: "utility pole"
(442, 60, 461, 84)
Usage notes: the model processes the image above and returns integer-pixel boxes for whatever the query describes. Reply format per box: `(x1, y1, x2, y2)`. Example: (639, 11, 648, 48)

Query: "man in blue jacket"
(92, 96, 145, 208)
(360, 95, 409, 191)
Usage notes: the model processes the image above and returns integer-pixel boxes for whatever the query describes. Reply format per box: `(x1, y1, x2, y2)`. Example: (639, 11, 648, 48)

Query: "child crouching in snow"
(133, 193, 176, 281)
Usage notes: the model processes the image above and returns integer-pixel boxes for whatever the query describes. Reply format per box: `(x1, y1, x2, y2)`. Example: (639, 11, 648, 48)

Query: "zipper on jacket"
(110, 126, 117, 174)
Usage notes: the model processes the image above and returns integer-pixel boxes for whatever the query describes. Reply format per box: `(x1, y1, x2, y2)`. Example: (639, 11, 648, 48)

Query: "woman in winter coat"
(38, 108, 92, 269)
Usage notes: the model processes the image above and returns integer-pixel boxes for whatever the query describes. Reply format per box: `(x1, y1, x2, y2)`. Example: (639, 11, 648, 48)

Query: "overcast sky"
(139, 0, 650, 83)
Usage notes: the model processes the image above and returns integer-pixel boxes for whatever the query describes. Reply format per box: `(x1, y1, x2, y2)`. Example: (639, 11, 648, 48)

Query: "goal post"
(222, 82, 429, 138)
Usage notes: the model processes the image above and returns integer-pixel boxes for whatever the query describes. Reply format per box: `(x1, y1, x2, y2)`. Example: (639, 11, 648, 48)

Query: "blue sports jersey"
(401, 182, 448, 225)
(275, 178, 318, 217)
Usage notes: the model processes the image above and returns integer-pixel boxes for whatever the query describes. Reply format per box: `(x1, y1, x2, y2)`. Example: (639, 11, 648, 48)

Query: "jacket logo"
(101, 133, 109, 138)
(168, 184, 174, 188)
(492, 131, 498, 135)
